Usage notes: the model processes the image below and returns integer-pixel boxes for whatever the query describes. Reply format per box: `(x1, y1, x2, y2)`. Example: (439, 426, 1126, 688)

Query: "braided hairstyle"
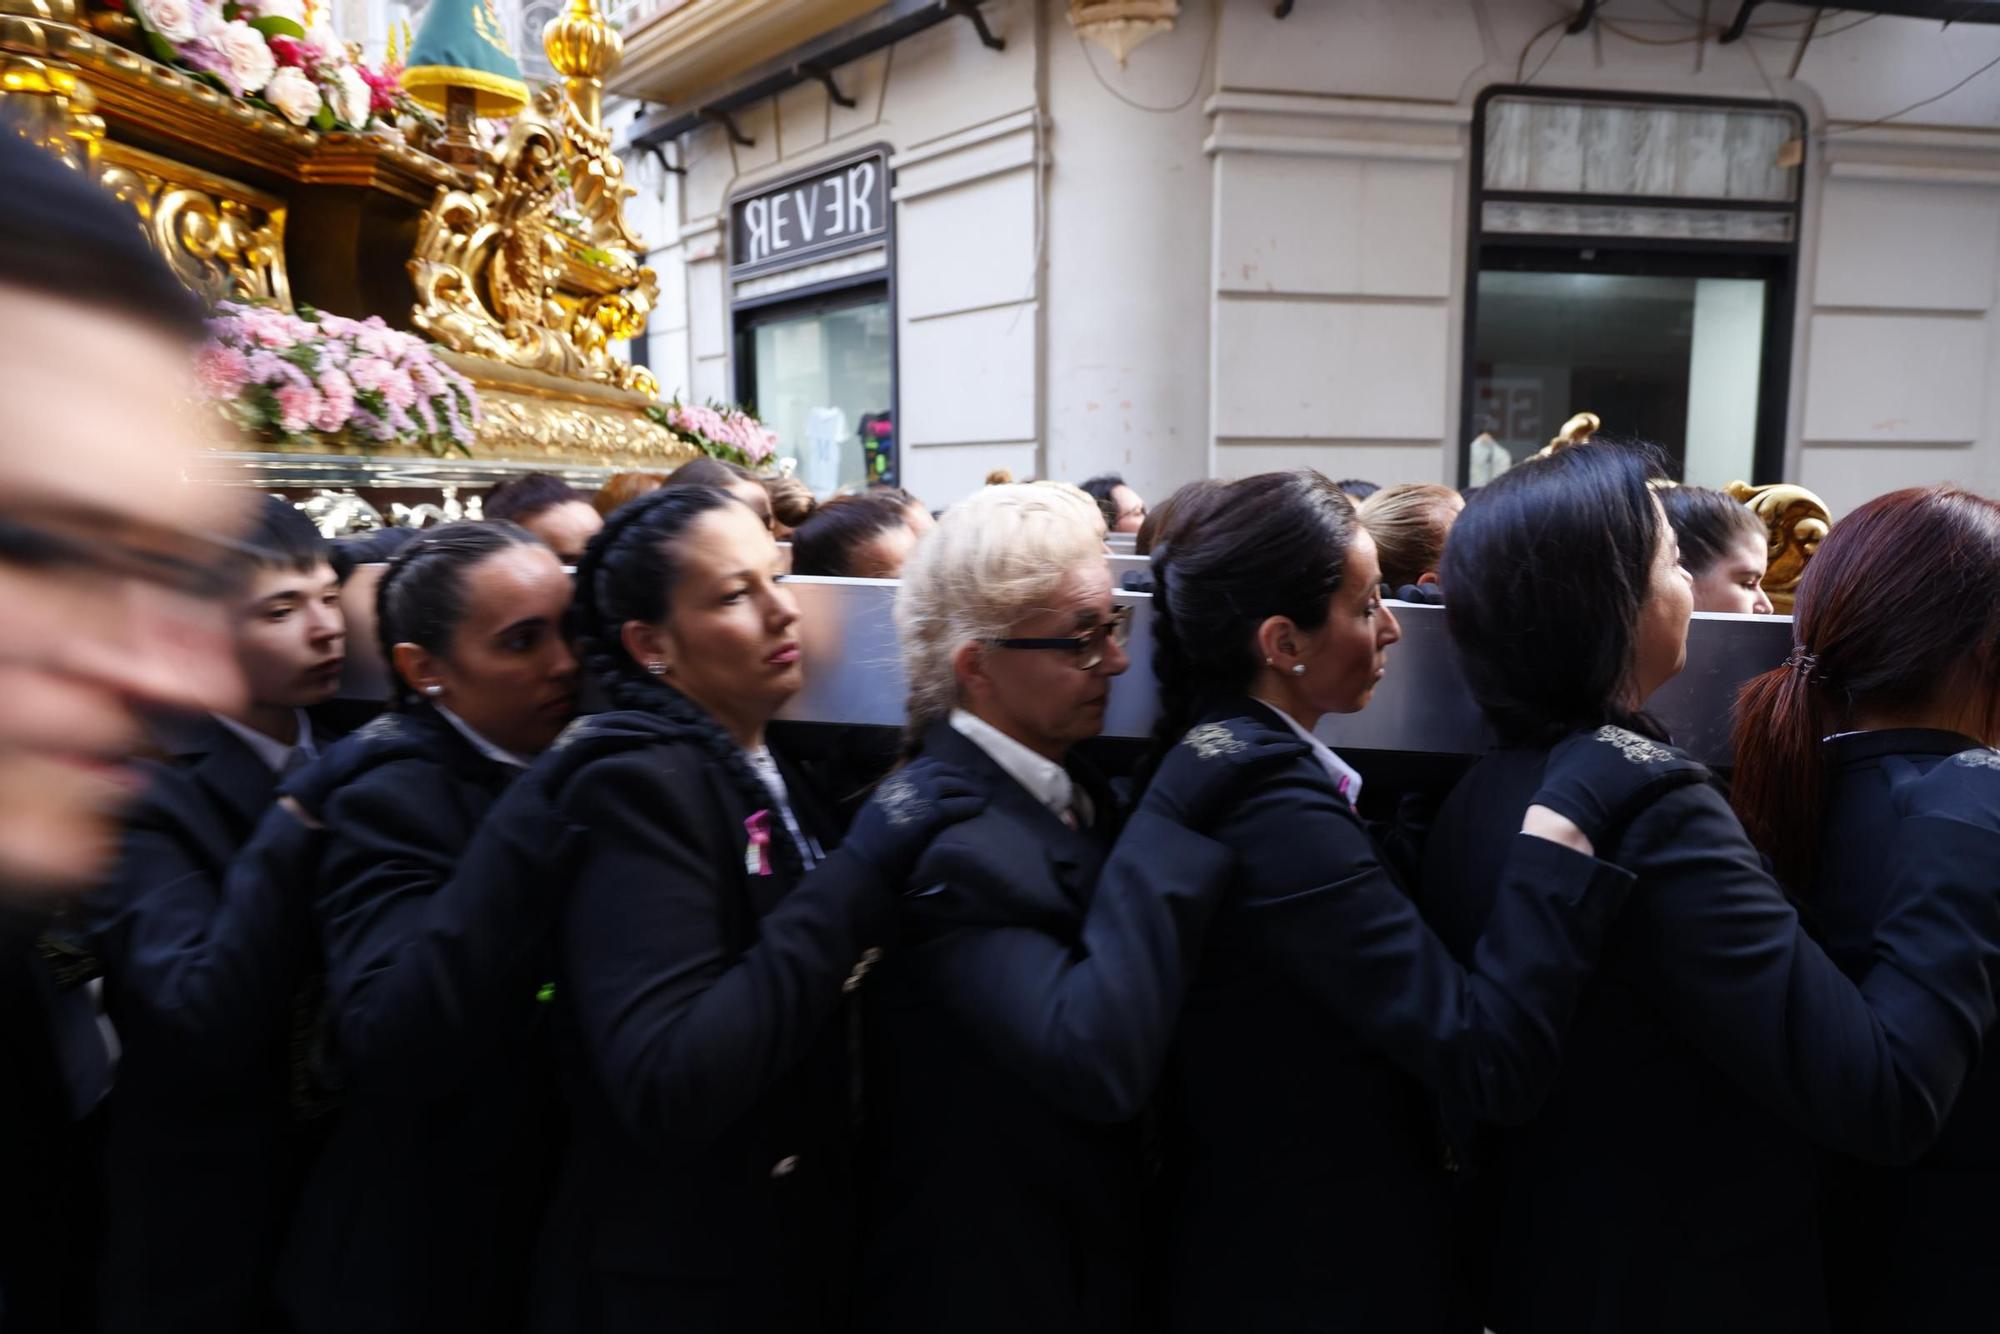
(374, 520, 542, 708)
(569, 484, 805, 876)
(1144, 472, 1355, 776)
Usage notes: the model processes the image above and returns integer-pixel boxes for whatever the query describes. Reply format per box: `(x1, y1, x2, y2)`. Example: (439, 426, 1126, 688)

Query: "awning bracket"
(947, 0, 1005, 50)
(801, 63, 858, 109)
(702, 107, 755, 147)
(1718, 0, 1762, 43)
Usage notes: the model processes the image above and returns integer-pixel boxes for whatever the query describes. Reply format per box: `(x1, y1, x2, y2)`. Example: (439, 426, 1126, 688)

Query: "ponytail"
(1729, 651, 1834, 890)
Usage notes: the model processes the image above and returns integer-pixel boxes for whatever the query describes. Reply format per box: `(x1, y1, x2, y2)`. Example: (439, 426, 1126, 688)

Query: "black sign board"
(730, 149, 890, 278)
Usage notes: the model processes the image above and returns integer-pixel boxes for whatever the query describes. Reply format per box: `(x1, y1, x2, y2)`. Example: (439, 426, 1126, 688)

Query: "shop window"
(1463, 91, 1803, 488)
(736, 287, 893, 494)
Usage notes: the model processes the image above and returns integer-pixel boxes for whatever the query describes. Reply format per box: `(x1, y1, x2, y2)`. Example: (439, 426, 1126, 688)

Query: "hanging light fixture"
(1067, 0, 1181, 66)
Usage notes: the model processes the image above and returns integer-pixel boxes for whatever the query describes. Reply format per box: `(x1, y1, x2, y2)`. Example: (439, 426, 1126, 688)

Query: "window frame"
(1459, 85, 1806, 488)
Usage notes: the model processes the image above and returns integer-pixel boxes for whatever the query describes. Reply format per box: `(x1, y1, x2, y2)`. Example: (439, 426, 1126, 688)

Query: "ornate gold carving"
(0, 50, 103, 165)
(95, 140, 289, 307)
(543, 0, 622, 130)
(409, 79, 657, 395)
(1725, 480, 1831, 616)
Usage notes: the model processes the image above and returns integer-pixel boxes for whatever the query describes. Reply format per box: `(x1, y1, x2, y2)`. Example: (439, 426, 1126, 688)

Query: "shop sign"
(730, 149, 889, 277)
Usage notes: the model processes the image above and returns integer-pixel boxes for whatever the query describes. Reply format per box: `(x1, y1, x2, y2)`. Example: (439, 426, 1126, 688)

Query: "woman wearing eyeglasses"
(859, 484, 1303, 1334)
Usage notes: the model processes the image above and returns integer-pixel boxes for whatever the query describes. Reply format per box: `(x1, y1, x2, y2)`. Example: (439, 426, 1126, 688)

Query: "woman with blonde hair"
(1357, 482, 1462, 593)
(860, 483, 1282, 1334)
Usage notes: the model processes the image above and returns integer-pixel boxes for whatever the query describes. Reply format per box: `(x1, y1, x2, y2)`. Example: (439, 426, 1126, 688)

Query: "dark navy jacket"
(86, 714, 328, 1334)
(859, 722, 1235, 1334)
(280, 706, 567, 1334)
(1815, 730, 2000, 1332)
(1422, 743, 2000, 1334)
(1156, 700, 1633, 1334)
(528, 710, 878, 1334)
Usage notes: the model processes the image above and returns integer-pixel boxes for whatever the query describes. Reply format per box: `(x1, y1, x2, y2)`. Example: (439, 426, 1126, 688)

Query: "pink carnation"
(194, 343, 250, 399)
(268, 35, 310, 68)
(274, 382, 321, 433)
(348, 355, 394, 395)
(313, 367, 354, 432)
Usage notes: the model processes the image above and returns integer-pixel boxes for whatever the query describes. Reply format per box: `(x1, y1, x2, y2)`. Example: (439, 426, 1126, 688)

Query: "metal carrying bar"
(777, 578, 1794, 766)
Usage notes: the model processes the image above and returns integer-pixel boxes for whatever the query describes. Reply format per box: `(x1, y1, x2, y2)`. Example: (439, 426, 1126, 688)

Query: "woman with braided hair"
(279, 521, 583, 1334)
(522, 484, 980, 1334)
(1138, 468, 1650, 1333)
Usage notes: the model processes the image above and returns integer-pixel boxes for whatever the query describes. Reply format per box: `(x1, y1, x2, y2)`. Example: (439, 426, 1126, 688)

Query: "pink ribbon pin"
(744, 810, 773, 876)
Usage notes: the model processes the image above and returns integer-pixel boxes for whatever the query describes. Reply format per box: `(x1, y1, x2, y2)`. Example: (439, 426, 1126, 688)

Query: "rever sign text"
(730, 151, 889, 277)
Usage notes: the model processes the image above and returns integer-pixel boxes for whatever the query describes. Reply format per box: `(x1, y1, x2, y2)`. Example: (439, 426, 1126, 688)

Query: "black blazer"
(85, 715, 326, 1334)
(280, 706, 563, 1334)
(1156, 701, 1632, 1334)
(1815, 730, 2000, 1332)
(1421, 742, 2000, 1334)
(527, 710, 882, 1334)
(859, 721, 1235, 1334)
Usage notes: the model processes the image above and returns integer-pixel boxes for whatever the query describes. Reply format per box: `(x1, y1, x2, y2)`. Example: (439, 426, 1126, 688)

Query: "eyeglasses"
(0, 510, 262, 601)
(985, 606, 1131, 671)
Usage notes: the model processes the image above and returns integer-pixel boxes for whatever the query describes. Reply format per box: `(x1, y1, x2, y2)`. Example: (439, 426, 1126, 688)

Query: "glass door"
(736, 285, 893, 494)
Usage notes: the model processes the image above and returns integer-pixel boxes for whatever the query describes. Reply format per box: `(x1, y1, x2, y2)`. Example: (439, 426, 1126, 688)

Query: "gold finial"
(544, 0, 622, 130)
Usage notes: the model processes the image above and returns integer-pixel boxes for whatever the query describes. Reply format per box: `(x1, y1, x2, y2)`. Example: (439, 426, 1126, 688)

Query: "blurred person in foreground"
(0, 128, 250, 1332)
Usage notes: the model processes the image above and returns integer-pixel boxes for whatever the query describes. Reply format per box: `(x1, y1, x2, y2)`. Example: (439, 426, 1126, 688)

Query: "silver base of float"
(779, 577, 1793, 768)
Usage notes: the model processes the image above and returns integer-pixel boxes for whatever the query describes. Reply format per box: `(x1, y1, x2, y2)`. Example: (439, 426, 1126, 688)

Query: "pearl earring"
(1263, 657, 1274, 668)
(1289, 663, 1306, 676)
(646, 661, 667, 677)
(423, 684, 443, 697)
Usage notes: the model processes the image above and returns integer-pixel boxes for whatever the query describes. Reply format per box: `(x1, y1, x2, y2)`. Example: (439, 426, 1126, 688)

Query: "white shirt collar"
(435, 704, 531, 770)
(949, 708, 1081, 821)
(1251, 697, 1364, 805)
(213, 710, 315, 775)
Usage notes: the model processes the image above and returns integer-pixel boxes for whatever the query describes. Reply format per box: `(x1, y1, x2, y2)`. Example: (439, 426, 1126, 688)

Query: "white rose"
(330, 63, 371, 127)
(264, 64, 322, 126)
(137, 0, 198, 43)
(256, 0, 306, 25)
(217, 19, 276, 94)
(306, 20, 347, 66)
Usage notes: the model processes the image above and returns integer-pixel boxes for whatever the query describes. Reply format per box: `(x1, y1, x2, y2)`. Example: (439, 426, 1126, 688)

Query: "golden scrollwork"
(1725, 479, 1832, 616)
(0, 48, 104, 166)
(94, 140, 289, 307)
(409, 79, 657, 396)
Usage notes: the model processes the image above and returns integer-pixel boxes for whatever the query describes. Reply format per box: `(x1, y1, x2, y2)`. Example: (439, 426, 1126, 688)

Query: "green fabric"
(402, 0, 529, 115)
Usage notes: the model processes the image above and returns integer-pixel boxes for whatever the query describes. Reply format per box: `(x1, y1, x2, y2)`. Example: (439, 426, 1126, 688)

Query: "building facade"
(606, 0, 2000, 514)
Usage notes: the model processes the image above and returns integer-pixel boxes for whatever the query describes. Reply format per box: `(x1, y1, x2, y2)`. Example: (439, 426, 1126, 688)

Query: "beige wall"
(625, 0, 2000, 513)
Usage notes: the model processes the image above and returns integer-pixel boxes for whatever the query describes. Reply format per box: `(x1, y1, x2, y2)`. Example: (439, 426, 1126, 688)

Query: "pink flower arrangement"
(644, 400, 779, 468)
(201, 301, 480, 458)
(126, 0, 404, 133)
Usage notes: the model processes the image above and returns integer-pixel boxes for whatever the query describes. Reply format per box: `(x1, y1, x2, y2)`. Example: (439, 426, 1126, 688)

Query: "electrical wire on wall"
(1076, 0, 1221, 113)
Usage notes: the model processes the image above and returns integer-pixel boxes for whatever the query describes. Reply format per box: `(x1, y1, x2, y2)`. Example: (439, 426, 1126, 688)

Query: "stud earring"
(423, 684, 443, 697)
(1289, 663, 1306, 677)
(646, 661, 667, 677)
(1263, 657, 1274, 668)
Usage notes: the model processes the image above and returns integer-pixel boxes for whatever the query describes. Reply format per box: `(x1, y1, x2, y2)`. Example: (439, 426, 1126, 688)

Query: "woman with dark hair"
(1731, 486, 2000, 1332)
(664, 455, 775, 529)
(520, 484, 978, 1333)
(281, 521, 583, 1334)
(790, 493, 917, 579)
(1141, 468, 1649, 1332)
(1660, 484, 1772, 614)
(1424, 445, 2000, 1334)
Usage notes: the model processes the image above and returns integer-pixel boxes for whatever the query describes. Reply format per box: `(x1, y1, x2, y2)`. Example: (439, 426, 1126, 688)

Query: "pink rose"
(215, 19, 276, 96)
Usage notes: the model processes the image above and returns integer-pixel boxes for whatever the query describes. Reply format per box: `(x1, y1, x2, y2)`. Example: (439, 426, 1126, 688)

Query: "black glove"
(1141, 718, 1311, 832)
(840, 762, 987, 887)
(1533, 724, 1711, 855)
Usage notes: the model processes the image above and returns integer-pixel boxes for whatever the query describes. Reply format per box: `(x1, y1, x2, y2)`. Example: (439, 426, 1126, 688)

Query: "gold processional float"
(1538, 412, 1830, 614)
(0, 0, 705, 522)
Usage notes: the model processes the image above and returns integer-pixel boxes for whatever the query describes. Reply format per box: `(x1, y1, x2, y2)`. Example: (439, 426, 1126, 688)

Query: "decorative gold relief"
(0, 48, 104, 166)
(409, 81, 657, 395)
(1725, 480, 1831, 616)
(94, 140, 290, 307)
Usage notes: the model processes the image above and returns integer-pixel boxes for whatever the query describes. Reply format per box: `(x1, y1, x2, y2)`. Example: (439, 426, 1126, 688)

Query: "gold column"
(543, 0, 622, 131)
